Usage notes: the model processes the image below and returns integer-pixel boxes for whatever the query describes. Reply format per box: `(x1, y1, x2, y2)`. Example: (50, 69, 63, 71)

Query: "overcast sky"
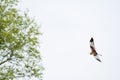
(20, 0, 120, 80)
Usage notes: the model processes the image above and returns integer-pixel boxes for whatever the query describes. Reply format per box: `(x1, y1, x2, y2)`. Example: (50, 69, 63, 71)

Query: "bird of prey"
(90, 37, 102, 62)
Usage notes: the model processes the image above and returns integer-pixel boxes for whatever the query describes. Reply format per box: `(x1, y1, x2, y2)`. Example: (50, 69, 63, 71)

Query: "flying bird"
(90, 37, 102, 62)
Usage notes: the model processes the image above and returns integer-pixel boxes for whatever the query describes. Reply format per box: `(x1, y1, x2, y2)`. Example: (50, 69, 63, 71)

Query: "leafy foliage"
(0, 0, 43, 80)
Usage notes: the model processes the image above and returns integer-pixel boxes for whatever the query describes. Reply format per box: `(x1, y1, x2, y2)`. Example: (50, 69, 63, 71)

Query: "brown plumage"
(90, 37, 101, 62)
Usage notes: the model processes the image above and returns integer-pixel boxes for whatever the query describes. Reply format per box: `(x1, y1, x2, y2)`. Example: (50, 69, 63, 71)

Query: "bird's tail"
(98, 54, 102, 56)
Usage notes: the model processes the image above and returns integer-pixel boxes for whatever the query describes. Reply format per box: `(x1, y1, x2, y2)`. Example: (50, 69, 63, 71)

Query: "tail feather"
(98, 54, 102, 56)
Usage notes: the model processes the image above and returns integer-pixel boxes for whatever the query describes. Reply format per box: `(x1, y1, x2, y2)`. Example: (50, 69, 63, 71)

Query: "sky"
(19, 0, 120, 80)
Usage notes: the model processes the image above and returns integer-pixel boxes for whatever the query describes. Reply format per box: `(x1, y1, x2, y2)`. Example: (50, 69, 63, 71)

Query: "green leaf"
(0, 0, 43, 80)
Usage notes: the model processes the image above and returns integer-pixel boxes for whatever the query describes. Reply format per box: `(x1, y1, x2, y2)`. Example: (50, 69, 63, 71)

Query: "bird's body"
(90, 46, 97, 56)
(90, 37, 101, 62)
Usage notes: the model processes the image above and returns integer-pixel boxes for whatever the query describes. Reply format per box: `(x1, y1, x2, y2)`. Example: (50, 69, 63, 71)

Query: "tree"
(0, 0, 43, 80)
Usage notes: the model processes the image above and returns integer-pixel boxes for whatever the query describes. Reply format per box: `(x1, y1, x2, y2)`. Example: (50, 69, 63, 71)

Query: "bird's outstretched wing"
(90, 37, 97, 56)
(90, 37, 95, 49)
(94, 56, 102, 62)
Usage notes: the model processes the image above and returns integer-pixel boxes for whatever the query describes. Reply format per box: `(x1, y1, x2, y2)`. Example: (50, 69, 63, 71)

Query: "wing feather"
(90, 37, 95, 49)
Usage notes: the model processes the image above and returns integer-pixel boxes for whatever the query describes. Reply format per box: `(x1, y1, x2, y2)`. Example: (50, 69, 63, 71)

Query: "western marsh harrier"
(90, 37, 102, 62)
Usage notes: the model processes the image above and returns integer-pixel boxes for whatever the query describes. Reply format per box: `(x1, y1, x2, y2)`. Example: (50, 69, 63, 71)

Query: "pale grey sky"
(20, 0, 120, 80)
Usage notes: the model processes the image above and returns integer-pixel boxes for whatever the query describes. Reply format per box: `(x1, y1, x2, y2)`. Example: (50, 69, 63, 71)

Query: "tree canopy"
(0, 0, 43, 80)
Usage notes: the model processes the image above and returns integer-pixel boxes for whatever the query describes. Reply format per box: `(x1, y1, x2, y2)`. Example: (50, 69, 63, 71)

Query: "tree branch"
(0, 50, 13, 65)
(0, 57, 11, 65)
